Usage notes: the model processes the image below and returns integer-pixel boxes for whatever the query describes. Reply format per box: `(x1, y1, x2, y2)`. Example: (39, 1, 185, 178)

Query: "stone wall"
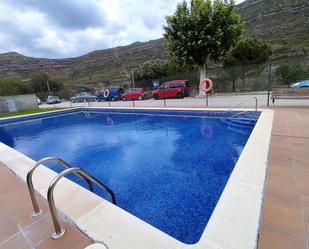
(0, 94, 38, 113)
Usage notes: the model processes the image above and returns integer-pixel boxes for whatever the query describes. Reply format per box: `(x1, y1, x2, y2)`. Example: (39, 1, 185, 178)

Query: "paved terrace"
(258, 108, 309, 249)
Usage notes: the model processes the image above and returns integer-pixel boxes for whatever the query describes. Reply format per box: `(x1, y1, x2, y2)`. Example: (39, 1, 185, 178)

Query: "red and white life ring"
(103, 88, 110, 98)
(199, 78, 213, 93)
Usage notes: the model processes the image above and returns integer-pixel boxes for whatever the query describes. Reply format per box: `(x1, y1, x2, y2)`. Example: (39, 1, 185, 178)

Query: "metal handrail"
(27, 157, 94, 217)
(228, 97, 258, 112)
(47, 167, 116, 239)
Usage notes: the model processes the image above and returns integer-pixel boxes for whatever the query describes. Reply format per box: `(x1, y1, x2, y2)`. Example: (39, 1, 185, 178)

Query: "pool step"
(221, 117, 255, 135)
(228, 124, 251, 135)
(227, 117, 256, 126)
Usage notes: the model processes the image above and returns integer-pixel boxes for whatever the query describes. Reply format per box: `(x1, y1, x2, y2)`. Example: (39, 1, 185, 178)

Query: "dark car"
(152, 80, 190, 100)
(70, 92, 97, 103)
(97, 87, 124, 101)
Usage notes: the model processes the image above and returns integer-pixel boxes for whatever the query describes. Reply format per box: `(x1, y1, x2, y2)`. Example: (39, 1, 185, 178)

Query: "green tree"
(224, 36, 272, 90)
(0, 77, 30, 96)
(226, 37, 272, 66)
(275, 63, 308, 85)
(30, 72, 65, 94)
(164, 0, 243, 91)
(135, 59, 169, 80)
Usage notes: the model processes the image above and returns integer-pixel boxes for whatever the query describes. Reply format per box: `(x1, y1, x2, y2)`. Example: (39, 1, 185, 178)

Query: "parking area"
(40, 93, 309, 109)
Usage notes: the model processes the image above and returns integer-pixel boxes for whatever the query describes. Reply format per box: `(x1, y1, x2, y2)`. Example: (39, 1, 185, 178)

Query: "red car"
(122, 88, 145, 101)
(152, 80, 189, 100)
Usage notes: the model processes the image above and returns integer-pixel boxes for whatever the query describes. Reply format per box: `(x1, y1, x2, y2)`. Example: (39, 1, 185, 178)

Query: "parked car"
(36, 97, 42, 105)
(97, 87, 124, 101)
(46, 95, 61, 104)
(122, 88, 145, 101)
(152, 80, 190, 100)
(290, 80, 309, 89)
(70, 92, 97, 103)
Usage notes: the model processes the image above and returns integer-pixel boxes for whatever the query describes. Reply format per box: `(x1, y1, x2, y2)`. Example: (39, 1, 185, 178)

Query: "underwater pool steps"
(26, 157, 116, 239)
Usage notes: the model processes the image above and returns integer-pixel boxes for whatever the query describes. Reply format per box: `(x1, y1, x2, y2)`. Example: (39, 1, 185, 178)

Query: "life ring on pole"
(103, 88, 110, 98)
(199, 78, 213, 93)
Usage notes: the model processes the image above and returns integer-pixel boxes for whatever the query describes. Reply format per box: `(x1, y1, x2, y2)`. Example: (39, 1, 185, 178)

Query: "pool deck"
(258, 107, 309, 249)
(0, 107, 308, 248)
(0, 162, 93, 249)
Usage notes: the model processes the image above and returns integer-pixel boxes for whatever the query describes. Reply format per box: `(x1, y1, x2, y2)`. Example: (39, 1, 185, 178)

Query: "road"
(40, 93, 309, 109)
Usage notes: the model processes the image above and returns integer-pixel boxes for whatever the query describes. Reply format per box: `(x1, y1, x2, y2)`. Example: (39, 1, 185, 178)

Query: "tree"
(226, 37, 272, 66)
(0, 77, 30, 96)
(275, 63, 308, 85)
(164, 0, 243, 92)
(224, 36, 272, 90)
(30, 72, 65, 94)
(135, 59, 169, 81)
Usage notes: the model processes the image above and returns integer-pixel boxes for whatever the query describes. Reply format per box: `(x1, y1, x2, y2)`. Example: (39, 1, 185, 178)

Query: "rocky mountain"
(0, 0, 308, 89)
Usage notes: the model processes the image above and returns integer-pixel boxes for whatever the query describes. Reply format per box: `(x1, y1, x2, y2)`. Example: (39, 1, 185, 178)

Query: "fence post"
(267, 64, 272, 107)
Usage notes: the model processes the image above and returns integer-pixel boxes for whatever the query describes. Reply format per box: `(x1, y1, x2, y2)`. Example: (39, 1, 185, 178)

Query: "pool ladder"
(26, 157, 116, 239)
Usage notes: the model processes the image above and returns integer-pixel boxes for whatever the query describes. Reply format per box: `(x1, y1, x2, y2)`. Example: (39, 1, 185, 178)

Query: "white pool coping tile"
(0, 107, 273, 249)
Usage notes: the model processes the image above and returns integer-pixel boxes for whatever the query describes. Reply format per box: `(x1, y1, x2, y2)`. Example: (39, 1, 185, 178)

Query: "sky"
(0, 0, 246, 58)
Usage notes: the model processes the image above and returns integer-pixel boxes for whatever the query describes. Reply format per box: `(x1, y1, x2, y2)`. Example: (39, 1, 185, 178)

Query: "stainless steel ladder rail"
(47, 167, 116, 239)
(27, 157, 94, 217)
(227, 97, 258, 118)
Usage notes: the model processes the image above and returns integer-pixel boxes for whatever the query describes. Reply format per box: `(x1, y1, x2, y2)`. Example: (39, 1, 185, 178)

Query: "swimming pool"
(0, 108, 260, 244)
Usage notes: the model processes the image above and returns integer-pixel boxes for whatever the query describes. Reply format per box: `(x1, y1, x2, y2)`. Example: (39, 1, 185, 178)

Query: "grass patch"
(0, 108, 67, 118)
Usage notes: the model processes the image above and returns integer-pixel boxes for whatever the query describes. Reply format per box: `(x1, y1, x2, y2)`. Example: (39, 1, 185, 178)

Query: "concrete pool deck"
(0, 107, 308, 248)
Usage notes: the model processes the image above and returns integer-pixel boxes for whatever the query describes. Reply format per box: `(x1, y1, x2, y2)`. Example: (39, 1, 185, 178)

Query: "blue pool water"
(0, 109, 259, 244)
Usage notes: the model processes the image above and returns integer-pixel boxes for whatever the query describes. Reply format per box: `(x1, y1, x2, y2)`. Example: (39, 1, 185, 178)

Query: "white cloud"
(0, 0, 247, 58)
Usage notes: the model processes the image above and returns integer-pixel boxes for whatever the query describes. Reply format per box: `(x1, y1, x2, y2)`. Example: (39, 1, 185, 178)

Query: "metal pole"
(267, 64, 272, 107)
(46, 80, 51, 94)
(47, 167, 116, 239)
(206, 93, 208, 107)
(48, 181, 65, 239)
(132, 70, 135, 108)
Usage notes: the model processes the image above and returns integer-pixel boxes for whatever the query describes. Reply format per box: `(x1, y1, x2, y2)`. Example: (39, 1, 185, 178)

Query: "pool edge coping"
(0, 107, 273, 249)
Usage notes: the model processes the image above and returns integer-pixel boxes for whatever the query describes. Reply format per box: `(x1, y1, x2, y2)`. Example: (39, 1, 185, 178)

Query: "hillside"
(238, 0, 309, 60)
(0, 39, 166, 90)
(0, 0, 308, 90)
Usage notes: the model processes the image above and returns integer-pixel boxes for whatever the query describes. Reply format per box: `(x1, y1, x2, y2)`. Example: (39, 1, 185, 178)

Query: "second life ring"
(103, 89, 110, 98)
(199, 78, 213, 93)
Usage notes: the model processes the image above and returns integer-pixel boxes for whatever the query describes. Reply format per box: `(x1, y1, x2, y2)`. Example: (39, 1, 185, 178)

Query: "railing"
(26, 157, 94, 217)
(47, 167, 116, 239)
(228, 97, 258, 112)
(227, 97, 258, 118)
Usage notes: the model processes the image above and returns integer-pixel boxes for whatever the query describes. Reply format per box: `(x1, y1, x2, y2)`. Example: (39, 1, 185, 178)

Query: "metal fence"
(38, 57, 309, 109)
